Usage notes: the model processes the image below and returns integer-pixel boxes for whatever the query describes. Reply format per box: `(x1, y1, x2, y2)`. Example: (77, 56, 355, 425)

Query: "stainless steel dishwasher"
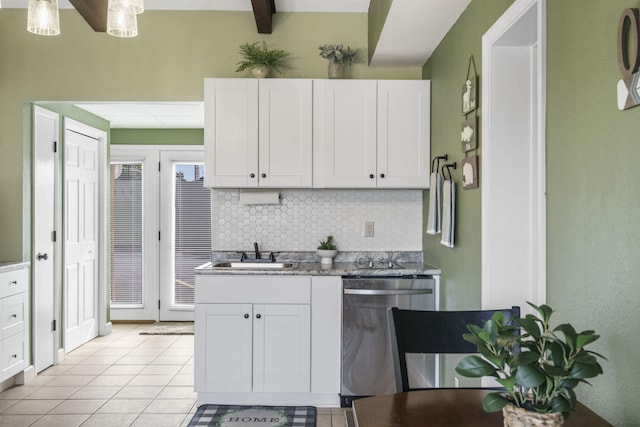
(341, 276, 436, 407)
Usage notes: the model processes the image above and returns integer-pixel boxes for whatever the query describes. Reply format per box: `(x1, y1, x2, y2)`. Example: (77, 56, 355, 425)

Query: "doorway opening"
(481, 0, 546, 313)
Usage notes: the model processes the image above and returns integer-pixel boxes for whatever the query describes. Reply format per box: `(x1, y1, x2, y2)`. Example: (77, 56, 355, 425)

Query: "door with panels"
(63, 122, 101, 352)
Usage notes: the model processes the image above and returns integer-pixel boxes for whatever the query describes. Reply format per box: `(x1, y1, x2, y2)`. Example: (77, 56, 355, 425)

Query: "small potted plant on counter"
(317, 235, 338, 265)
(236, 41, 291, 78)
(455, 302, 605, 427)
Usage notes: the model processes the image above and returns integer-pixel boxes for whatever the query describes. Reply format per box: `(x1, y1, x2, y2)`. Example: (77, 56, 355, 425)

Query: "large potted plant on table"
(455, 302, 605, 427)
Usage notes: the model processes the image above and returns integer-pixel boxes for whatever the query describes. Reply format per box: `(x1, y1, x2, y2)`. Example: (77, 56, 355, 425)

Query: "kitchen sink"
(211, 261, 298, 270)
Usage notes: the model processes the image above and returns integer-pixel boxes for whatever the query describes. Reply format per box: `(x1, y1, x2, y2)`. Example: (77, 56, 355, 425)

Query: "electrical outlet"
(454, 377, 460, 388)
(364, 221, 375, 237)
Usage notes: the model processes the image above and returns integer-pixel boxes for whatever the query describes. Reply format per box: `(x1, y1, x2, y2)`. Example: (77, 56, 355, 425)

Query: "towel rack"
(431, 154, 448, 173)
(442, 162, 457, 181)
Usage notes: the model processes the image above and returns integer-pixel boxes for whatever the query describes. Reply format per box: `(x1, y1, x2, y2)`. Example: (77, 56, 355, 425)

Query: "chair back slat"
(387, 306, 520, 392)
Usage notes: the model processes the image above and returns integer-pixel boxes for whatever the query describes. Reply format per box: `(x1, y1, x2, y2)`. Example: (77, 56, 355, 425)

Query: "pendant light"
(27, 0, 60, 36)
(107, 4, 138, 38)
(109, 0, 144, 15)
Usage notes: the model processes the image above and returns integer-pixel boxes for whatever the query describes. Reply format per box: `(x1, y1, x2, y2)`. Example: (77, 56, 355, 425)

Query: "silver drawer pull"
(9, 280, 17, 285)
(11, 314, 17, 318)
(343, 289, 433, 296)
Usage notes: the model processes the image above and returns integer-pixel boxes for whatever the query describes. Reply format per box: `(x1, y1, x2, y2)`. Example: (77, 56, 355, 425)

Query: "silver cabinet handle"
(343, 288, 433, 296)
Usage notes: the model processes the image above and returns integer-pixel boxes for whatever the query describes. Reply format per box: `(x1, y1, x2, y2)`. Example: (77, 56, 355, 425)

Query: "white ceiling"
(4, 0, 469, 127)
(75, 102, 205, 128)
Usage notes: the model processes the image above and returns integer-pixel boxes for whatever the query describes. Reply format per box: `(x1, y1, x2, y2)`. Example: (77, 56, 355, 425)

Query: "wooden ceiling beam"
(68, 0, 109, 32)
(251, 0, 276, 34)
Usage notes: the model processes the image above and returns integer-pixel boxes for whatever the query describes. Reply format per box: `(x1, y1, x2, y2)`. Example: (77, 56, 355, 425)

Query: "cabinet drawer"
(196, 275, 311, 304)
(0, 268, 28, 299)
(1, 332, 26, 381)
(1, 293, 26, 340)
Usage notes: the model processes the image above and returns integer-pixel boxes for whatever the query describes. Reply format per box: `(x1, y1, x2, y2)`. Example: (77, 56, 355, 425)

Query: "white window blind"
(174, 163, 211, 306)
(110, 162, 143, 306)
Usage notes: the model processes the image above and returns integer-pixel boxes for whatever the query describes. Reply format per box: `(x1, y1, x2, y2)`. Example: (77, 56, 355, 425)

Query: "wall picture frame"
(462, 155, 479, 190)
(461, 117, 477, 152)
(462, 77, 477, 114)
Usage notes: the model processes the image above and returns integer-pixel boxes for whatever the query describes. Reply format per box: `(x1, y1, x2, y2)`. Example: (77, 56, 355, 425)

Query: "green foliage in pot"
(236, 41, 291, 75)
(318, 44, 357, 65)
(455, 302, 605, 420)
(317, 235, 337, 250)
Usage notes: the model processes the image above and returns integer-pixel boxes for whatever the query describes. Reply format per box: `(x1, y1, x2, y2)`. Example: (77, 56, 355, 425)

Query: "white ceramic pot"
(317, 249, 337, 265)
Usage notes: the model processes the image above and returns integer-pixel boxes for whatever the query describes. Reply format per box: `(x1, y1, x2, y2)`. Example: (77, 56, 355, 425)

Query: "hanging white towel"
(426, 172, 442, 234)
(440, 179, 455, 248)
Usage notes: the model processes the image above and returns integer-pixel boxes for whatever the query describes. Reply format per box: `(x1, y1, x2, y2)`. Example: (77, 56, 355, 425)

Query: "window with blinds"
(110, 163, 143, 306)
(174, 163, 211, 306)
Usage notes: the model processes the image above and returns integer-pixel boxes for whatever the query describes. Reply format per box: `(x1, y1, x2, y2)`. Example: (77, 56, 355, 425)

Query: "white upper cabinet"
(313, 79, 431, 189)
(376, 80, 431, 188)
(205, 78, 430, 189)
(204, 78, 313, 188)
(313, 80, 378, 188)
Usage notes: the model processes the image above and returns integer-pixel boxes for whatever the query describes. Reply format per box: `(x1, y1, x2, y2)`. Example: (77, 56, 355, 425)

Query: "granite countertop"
(0, 261, 31, 274)
(195, 251, 440, 277)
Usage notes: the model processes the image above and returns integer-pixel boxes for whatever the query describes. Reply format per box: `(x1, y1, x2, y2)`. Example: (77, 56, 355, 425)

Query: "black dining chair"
(387, 306, 520, 392)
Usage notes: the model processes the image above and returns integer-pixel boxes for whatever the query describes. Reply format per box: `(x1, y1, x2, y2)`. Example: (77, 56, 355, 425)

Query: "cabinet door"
(258, 79, 313, 187)
(313, 80, 377, 188)
(252, 304, 311, 392)
(377, 80, 431, 188)
(195, 303, 253, 392)
(204, 79, 259, 187)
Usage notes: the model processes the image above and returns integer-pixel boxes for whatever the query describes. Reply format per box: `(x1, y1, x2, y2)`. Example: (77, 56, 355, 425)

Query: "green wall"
(0, 9, 420, 261)
(111, 129, 203, 145)
(424, 0, 640, 425)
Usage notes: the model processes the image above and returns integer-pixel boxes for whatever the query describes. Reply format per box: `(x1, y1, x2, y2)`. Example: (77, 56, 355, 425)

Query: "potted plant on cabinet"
(455, 302, 605, 427)
(317, 235, 338, 265)
(318, 44, 357, 79)
(236, 41, 291, 78)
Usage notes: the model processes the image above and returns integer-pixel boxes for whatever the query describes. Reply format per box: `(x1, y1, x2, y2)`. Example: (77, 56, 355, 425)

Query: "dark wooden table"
(352, 389, 612, 427)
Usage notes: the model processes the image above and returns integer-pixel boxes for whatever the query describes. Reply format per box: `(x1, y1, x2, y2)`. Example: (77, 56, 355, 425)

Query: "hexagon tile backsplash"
(211, 189, 423, 252)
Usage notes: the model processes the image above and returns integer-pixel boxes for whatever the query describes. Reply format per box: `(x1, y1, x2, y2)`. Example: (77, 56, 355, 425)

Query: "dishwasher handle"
(343, 288, 433, 296)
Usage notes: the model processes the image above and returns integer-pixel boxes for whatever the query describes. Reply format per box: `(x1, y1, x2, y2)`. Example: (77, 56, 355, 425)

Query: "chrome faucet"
(254, 242, 261, 259)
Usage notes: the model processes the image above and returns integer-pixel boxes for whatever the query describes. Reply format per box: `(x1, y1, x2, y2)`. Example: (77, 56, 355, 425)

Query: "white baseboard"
(14, 365, 35, 385)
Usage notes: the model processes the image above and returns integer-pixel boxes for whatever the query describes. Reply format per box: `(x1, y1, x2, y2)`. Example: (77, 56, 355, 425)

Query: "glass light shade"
(27, 0, 60, 36)
(108, 0, 144, 14)
(107, 6, 138, 38)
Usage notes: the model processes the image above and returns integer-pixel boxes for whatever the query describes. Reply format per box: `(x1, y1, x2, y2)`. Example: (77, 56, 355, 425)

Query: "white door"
(32, 106, 58, 372)
(204, 78, 259, 187)
(159, 150, 209, 321)
(253, 304, 311, 392)
(258, 79, 313, 187)
(109, 149, 159, 321)
(313, 79, 377, 188)
(63, 126, 100, 352)
(481, 0, 546, 314)
(195, 303, 253, 392)
(377, 80, 431, 188)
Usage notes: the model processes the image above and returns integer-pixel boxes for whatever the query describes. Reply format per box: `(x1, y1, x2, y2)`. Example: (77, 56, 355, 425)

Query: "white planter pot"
(317, 249, 337, 265)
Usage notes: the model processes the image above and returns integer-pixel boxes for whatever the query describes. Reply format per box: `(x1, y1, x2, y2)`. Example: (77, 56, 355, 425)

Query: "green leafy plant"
(455, 302, 605, 420)
(236, 41, 291, 75)
(318, 44, 357, 65)
(317, 235, 337, 250)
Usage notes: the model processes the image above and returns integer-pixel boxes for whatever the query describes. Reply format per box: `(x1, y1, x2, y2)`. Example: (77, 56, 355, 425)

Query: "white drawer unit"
(1, 293, 26, 341)
(0, 264, 29, 382)
(0, 267, 28, 299)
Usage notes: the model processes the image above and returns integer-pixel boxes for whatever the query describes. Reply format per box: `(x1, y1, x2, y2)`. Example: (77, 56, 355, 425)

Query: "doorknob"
(37, 253, 48, 261)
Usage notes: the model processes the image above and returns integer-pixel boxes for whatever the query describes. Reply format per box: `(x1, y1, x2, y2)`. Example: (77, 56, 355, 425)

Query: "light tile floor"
(0, 323, 347, 427)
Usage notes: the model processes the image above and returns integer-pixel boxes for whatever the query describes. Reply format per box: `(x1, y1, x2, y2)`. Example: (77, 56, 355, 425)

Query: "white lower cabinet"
(195, 274, 341, 406)
(0, 265, 29, 382)
(196, 303, 310, 393)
